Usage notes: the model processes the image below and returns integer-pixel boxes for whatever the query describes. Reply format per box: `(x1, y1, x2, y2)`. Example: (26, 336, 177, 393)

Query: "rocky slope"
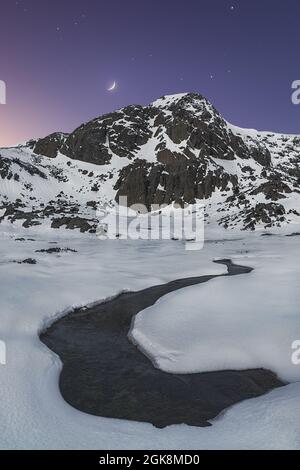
(0, 92, 299, 232)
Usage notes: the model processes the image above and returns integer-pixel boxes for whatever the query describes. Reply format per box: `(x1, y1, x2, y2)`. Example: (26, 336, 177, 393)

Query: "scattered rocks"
(35, 247, 77, 254)
(86, 201, 98, 210)
(243, 203, 286, 230)
(51, 216, 97, 233)
(14, 258, 37, 265)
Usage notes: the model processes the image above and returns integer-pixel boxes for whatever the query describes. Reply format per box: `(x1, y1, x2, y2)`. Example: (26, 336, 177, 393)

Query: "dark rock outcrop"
(34, 133, 68, 158)
(251, 180, 292, 200)
(51, 216, 97, 233)
(243, 203, 286, 230)
(115, 155, 238, 209)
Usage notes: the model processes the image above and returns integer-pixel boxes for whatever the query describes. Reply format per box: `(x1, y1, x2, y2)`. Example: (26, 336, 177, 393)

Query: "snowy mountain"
(1, 93, 300, 451)
(1, 92, 299, 232)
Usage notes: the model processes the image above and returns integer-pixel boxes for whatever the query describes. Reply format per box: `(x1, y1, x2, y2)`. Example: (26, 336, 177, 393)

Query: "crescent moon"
(108, 81, 116, 91)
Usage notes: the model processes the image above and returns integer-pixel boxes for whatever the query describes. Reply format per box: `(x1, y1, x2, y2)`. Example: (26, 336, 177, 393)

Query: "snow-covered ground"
(131, 236, 300, 383)
(0, 225, 300, 449)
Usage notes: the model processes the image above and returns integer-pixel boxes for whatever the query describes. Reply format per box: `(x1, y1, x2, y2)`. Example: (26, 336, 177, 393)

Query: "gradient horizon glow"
(1, 0, 300, 147)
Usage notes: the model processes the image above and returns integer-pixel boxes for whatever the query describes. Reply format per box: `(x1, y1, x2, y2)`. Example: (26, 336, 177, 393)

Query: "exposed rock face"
(36, 93, 269, 170)
(251, 180, 292, 200)
(60, 105, 153, 165)
(34, 133, 68, 158)
(243, 203, 286, 230)
(0, 92, 299, 231)
(250, 146, 272, 167)
(0, 153, 47, 180)
(61, 120, 111, 165)
(51, 216, 97, 233)
(47, 93, 282, 213)
(114, 156, 238, 209)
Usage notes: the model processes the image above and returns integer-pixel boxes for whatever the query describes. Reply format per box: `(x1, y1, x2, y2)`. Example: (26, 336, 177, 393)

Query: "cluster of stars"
(15, 0, 238, 94)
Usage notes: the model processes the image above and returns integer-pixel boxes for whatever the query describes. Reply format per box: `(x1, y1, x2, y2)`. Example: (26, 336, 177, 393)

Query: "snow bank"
(131, 236, 300, 383)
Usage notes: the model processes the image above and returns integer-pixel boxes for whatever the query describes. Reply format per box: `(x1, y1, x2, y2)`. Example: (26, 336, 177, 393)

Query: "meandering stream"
(40, 259, 284, 428)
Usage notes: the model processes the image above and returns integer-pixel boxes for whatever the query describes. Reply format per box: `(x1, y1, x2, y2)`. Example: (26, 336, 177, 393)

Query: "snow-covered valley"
(0, 226, 299, 449)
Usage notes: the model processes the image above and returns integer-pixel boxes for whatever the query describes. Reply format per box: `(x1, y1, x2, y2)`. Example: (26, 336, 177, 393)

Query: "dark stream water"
(40, 260, 284, 428)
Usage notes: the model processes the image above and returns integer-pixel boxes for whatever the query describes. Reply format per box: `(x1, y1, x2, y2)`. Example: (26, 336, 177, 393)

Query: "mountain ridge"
(1, 92, 299, 232)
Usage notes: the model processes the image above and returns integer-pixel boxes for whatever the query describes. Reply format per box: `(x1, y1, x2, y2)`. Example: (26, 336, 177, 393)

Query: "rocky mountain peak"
(0, 92, 299, 232)
(151, 92, 213, 113)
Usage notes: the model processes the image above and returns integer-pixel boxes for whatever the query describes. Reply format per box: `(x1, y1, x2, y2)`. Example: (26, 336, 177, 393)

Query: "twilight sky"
(1, 0, 300, 146)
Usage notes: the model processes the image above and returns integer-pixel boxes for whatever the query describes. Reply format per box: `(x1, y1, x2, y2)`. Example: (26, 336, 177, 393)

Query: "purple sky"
(1, 0, 300, 146)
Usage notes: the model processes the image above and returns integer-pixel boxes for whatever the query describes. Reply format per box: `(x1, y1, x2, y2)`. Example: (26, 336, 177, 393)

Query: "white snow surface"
(0, 224, 299, 449)
(131, 237, 300, 383)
